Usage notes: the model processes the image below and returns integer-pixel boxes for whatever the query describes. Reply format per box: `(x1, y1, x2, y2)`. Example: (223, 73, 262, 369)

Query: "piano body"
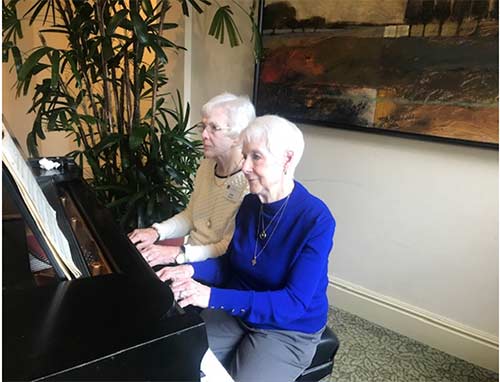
(3, 154, 208, 381)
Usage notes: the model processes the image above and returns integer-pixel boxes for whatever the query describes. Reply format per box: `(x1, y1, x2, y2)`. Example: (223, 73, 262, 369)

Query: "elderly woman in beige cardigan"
(128, 93, 255, 266)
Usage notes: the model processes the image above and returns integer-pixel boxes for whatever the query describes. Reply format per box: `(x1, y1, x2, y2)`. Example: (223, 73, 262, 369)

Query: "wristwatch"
(175, 245, 187, 264)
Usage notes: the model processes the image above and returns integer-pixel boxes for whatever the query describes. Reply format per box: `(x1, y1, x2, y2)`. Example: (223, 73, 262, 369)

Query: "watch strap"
(176, 245, 187, 264)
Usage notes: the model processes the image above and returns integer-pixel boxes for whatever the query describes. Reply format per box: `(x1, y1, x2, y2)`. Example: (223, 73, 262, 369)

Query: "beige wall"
(3, 63, 35, 156)
(299, 125, 499, 334)
(2, 1, 77, 156)
(2, 1, 36, 155)
(189, 0, 256, 117)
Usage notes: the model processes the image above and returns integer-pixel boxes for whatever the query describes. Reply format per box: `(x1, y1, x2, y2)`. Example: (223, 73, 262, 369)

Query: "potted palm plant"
(3, 0, 260, 230)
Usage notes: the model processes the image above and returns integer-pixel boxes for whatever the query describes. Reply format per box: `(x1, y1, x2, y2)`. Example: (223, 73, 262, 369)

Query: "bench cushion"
(296, 326, 340, 381)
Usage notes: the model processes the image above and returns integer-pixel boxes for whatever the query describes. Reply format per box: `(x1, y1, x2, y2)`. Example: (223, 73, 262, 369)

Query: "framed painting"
(253, 0, 499, 148)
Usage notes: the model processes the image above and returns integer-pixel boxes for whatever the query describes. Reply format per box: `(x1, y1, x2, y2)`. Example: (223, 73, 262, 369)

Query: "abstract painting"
(254, 0, 499, 147)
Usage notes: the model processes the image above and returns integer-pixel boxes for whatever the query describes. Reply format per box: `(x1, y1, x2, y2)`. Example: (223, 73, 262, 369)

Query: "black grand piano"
(3, 132, 208, 380)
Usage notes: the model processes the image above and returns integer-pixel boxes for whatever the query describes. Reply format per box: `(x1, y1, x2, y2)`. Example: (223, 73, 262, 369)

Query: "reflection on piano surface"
(3, 152, 208, 381)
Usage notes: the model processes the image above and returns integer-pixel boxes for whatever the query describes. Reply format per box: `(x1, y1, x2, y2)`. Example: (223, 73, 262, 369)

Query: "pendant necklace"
(252, 194, 290, 266)
(258, 196, 289, 240)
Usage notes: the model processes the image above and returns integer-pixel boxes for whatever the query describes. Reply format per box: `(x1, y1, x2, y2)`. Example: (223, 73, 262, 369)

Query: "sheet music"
(2, 126, 82, 278)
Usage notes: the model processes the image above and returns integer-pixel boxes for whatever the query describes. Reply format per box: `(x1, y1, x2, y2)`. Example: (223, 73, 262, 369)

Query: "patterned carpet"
(323, 307, 498, 382)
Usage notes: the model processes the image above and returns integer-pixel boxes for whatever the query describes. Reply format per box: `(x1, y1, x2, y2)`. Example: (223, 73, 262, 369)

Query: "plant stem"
(123, 49, 133, 134)
(55, 0, 102, 141)
(54, 0, 96, 147)
(149, 0, 170, 131)
(95, 0, 113, 134)
(111, 66, 123, 134)
(132, 1, 140, 131)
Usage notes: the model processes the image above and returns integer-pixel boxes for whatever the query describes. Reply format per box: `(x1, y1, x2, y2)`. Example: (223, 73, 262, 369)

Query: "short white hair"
(201, 92, 256, 138)
(241, 115, 304, 175)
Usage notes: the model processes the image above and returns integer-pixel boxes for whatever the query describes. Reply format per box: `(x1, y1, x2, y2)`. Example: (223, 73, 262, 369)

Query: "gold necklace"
(252, 194, 290, 266)
(258, 197, 289, 240)
(213, 174, 231, 188)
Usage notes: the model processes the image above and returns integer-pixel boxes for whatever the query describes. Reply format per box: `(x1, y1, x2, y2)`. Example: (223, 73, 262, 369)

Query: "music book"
(2, 124, 82, 278)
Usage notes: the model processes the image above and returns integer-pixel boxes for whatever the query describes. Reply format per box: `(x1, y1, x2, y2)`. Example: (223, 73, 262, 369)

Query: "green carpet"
(324, 307, 498, 382)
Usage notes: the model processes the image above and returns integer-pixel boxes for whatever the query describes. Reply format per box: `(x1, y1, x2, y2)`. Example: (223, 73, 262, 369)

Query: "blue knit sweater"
(192, 181, 335, 333)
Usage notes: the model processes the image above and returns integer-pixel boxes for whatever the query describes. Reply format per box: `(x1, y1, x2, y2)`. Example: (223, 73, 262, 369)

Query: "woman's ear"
(283, 150, 294, 175)
(231, 134, 243, 148)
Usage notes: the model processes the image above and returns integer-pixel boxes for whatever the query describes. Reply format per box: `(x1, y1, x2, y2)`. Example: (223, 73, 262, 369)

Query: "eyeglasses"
(195, 122, 224, 134)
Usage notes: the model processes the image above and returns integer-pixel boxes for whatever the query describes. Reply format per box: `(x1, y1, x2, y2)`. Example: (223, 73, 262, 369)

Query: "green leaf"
(107, 190, 145, 209)
(150, 131, 159, 161)
(156, 22, 178, 30)
(85, 152, 104, 179)
(251, 18, 263, 61)
(2, 2, 23, 41)
(50, 50, 59, 88)
(18, 46, 52, 80)
(208, 6, 242, 47)
(33, 114, 46, 139)
(47, 110, 59, 130)
(191, 0, 211, 13)
(75, 90, 86, 106)
(108, 9, 128, 35)
(10, 45, 23, 74)
(223, 11, 241, 47)
(129, 127, 149, 151)
(63, 52, 82, 87)
(148, 39, 168, 63)
(180, 0, 189, 16)
(78, 113, 97, 125)
(92, 133, 121, 154)
(26, 132, 40, 158)
(130, 9, 150, 44)
(208, 9, 220, 35)
(26, 0, 52, 26)
(38, 27, 69, 34)
(102, 38, 114, 62)
(142, 0, 154, 17)
(156, 34, 184, 50)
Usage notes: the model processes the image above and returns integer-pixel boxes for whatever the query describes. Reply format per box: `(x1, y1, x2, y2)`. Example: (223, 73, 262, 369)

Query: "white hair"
(201, 92, 256, 138)
(241, 115, 304, 175)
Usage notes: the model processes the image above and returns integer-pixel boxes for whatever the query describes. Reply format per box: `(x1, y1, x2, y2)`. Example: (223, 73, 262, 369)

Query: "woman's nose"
(242, 157, 252, 174)
(201, 127, 210, 140)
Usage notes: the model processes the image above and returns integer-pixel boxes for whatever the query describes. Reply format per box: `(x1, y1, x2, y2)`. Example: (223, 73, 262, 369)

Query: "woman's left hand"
(156, 264, 194, 283)
(171, 277, 211, 309)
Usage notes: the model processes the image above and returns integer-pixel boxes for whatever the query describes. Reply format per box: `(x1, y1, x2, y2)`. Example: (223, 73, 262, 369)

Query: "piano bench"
(296, 326, 340, 382)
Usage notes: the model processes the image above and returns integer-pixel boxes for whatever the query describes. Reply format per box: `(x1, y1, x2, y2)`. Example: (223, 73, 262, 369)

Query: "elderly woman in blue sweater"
(156, 115, 336, 382)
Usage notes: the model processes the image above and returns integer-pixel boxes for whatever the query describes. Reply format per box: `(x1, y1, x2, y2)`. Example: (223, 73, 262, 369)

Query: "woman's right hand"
(128, 227, 158, 251)
(141, 245, 180, 266)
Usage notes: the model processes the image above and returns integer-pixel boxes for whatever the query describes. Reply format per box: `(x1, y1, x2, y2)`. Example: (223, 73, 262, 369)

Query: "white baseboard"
(328, 276, 499, 372)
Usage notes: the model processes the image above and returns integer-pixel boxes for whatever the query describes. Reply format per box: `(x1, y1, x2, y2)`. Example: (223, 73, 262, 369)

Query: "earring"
(283, 167, 288, 175)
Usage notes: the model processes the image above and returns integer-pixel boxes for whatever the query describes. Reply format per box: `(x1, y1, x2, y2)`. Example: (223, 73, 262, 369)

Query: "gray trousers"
(201, 309, 323, 382)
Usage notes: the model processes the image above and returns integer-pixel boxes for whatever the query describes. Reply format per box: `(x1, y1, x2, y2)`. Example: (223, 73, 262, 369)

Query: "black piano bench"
(296, 326, 340, 381)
